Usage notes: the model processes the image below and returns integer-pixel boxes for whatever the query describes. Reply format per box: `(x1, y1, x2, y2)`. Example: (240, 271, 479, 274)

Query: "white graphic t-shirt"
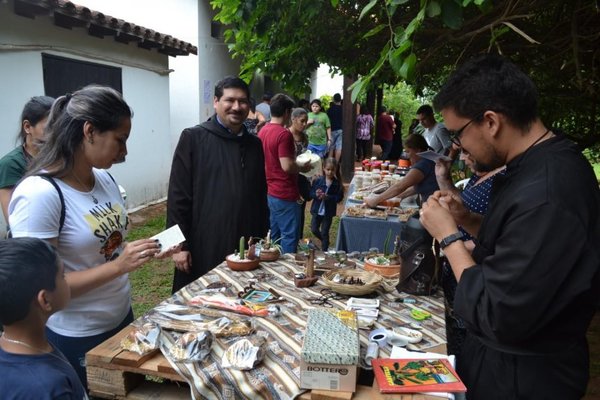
(9, 169, 130, 336)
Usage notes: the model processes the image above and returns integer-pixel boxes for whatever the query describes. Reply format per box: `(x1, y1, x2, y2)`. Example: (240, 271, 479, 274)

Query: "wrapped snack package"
(222, 336, 266, 370)
(120, 319, 160, 356)
(189, 294, 271, 317)
(163, 330, 214, 363)
(148, 304, 255, 337)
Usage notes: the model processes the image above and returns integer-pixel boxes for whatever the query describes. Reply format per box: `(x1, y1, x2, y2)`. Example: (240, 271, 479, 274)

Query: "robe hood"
(204, 114, 251, 141)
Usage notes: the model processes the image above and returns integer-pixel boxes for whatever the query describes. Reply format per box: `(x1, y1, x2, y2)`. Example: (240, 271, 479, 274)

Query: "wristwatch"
(439, 232, 465, 249)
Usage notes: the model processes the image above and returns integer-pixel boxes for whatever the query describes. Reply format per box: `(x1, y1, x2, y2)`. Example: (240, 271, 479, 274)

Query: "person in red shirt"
(376, 106, 396, 160)
(259, 94, 311, 253)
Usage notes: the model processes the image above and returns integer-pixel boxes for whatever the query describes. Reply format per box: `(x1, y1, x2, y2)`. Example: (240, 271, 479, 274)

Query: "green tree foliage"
(381, 81, 422, 137)
(211, 0, 600, 149)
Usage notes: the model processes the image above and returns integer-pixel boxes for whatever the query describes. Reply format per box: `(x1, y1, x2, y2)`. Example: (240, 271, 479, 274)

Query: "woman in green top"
(306, 99, 331, 158)
(0, 96, 54, 221)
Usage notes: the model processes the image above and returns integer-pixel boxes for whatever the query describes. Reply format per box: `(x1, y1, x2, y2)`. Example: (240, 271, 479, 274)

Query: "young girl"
(310, 158, 344, 251)
(305, 99, 331, 158)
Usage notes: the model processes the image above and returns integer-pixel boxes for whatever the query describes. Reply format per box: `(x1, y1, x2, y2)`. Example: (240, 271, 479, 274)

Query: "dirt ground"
(129, 202, 600, 398)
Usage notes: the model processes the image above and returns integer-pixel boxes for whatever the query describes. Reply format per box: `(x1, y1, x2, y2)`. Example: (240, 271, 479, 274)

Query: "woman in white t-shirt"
(8, 85, 175, 389)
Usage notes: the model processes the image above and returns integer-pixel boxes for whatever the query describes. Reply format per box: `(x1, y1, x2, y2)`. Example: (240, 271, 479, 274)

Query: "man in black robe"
(167, 76, 269, 293)
(420, 55, 600, 399)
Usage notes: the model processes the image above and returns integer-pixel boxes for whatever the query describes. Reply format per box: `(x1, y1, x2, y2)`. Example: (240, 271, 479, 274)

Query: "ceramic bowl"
(225, 254, 260, 271)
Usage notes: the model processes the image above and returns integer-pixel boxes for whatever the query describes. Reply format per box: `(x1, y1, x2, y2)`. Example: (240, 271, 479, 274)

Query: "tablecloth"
(335, 183, 419, 252)
(155, 256, 446, 400)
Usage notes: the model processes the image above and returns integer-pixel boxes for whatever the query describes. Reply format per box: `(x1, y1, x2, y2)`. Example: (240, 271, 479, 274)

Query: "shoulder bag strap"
(36, 174, 66, 233)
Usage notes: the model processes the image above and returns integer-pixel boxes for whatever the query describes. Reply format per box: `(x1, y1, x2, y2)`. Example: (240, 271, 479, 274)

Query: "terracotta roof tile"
(12, 0, 198, 56)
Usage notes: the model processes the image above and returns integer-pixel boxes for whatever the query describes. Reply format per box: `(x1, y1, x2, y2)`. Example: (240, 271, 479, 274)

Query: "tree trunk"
(341, 75, 356, 183)
(366, 89, 376, 159)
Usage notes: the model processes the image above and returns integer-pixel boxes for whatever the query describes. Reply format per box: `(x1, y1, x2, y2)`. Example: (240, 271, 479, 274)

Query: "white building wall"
(197, 2, 242, 120)
(0, 4, 172, 233)
(0, 1, 242, 234)
(73, 0, 201, 149)
(310, 64, 344, 100)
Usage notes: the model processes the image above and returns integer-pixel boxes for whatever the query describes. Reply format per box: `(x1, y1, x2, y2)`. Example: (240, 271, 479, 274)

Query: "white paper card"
(417, 150, 452, 162)
(150, 224, 185, 250)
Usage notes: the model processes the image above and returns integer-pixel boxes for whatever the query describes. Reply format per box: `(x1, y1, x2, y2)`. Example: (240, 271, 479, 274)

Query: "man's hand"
(419, 196, 459, 241)
(172, 250, 192, 273)
(434, 159, 452, 180)
(431, 190, 470, 225)
(364, 194, 380, 208)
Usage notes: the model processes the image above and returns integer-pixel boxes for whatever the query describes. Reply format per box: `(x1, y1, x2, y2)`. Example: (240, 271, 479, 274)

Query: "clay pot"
(225, 254, 261, 271)
(259, 248, 280, 262)
(364, 256, 401, 278)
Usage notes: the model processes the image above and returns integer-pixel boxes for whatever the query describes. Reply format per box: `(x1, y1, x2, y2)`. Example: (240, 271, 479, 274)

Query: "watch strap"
(439, 232, 464, 249)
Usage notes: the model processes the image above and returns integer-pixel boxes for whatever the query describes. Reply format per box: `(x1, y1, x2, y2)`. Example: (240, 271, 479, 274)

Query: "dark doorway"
(42, 53, 122, 97)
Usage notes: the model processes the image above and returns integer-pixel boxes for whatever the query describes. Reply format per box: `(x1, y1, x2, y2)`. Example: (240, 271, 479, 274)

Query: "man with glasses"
(419, 55, 600, 399)
(416, 104, 452, 155)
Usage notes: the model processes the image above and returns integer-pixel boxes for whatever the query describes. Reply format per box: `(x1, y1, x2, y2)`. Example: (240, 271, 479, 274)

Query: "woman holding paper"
(8, 86, 178, 388)
(365, 134, 439, 208)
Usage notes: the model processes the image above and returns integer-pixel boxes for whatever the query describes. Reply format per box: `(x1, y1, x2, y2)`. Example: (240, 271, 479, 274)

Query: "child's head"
(0, 238, 69, 326)
(323, 157, 339, 179)
(310, 99, 322, 113)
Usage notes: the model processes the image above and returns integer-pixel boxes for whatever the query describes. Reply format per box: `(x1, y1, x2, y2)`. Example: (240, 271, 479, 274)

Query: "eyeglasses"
(449, 114, 482, 146)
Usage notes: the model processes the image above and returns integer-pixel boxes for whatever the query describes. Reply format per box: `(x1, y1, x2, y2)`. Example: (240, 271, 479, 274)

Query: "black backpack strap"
(37, 174, 66, 233)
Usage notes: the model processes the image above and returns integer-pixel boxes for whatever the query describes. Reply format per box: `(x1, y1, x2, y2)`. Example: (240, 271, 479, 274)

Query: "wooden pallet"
(86, 325, 185, 399)
(86, 325, 446, 399)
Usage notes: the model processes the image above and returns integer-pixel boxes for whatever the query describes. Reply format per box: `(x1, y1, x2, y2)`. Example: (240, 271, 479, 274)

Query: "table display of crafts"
(346, 182, 416, 221)
(120, 283, 281, 367)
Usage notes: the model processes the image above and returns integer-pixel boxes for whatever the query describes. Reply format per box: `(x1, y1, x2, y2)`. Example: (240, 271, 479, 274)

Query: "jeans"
(46, 308, 134, 389)
(380, 139, 393, 160)
(311, 214, 334, 251)
(267, 195, 301, 253)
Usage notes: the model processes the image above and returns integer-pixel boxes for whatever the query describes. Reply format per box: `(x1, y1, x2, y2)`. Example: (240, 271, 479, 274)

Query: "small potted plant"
(364, 230, 401, 278)
(257, 230, 282, 262)
(226, 236, 261, 271)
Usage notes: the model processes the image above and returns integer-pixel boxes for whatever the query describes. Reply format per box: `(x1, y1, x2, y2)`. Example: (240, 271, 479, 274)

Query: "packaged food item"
(163, 330, 213, 362)
(221, 336, 267, 370)
(120, 318, 160, 356)
(189, 294, 282, 317)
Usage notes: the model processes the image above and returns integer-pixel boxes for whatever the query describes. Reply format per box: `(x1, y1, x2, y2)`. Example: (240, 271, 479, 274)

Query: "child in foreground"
(0, 237, 87, 399)
(310, 158, 344, 251)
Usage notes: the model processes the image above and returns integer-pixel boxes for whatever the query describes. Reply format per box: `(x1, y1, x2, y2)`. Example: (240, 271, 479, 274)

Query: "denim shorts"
(330, 129, 343, 150)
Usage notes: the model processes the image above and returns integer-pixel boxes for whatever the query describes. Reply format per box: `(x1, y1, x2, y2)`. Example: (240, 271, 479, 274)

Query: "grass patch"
(126, 214, 172, 318)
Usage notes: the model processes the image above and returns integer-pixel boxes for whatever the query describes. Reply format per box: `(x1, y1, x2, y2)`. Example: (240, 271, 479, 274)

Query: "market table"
(335, 183, 419, 252)
(86, 256, 446, 400)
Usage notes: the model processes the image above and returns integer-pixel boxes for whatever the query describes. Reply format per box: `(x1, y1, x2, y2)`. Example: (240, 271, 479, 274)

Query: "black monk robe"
(454, 133, 600, 400)
(167, 115, 269, 292)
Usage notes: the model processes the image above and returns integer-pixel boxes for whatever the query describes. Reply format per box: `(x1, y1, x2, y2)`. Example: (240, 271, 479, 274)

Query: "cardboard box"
(300, 309, 359, 391)
(300, 360, 358, 392)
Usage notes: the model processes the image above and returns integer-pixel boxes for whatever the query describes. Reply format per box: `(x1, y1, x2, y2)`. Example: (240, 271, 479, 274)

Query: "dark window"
(42, 53, 122, 97)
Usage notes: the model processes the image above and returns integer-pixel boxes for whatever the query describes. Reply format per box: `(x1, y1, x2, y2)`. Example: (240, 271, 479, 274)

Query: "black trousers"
(356, 139, 369, 160)
(310, 213, 333, 251)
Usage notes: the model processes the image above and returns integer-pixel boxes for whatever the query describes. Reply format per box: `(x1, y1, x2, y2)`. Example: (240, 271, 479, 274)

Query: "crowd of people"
(0, 55, 598, 400)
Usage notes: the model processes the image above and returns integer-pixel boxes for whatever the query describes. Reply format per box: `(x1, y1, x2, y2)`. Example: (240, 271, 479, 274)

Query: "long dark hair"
(27, 85, 132, 178)
(16, 96, 55, 144)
